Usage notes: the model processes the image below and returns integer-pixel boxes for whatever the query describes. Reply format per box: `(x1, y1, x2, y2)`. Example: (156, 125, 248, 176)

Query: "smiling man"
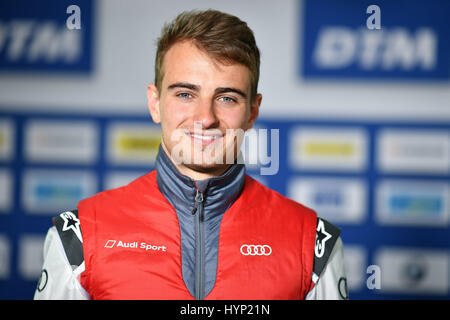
(34, 10, 347, 300)
(147, 38, 260, 179)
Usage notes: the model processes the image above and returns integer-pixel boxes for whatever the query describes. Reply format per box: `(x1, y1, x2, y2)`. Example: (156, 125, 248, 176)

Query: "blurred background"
(0, 0, 449, 299)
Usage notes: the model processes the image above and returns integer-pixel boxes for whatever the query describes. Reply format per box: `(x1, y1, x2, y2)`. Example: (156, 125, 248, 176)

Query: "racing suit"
(34, 146, 348, 300)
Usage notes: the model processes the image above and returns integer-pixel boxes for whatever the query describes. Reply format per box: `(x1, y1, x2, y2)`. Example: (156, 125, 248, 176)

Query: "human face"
(147, 40, 261, 180)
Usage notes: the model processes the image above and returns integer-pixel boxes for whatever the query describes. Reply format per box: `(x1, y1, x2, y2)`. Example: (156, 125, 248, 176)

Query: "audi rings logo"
(240, 244, 272, 256)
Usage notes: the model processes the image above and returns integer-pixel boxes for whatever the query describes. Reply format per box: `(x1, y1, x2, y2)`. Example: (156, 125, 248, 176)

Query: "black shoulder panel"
(313, 217, 341, 278)
(52, 209, 84, 268)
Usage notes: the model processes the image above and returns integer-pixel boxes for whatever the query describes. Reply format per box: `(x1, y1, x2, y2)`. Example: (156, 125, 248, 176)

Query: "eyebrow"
(167, 82, 247, 99)
(215, 87, 247, 99)
(167, 82, 200, 91)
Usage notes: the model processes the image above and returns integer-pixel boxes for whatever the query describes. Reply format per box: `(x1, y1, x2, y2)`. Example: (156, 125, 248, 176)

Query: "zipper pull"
(192, 184, 204, 215)
(195, 189, 204, 203)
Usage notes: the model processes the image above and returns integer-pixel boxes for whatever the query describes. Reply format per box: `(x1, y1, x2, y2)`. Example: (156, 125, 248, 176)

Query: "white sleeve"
(305, 237, 348, 300)
(33, 226, 90, 300)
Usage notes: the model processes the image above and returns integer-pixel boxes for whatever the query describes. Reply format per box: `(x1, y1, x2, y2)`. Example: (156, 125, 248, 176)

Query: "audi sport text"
(104, 240, 167, 252)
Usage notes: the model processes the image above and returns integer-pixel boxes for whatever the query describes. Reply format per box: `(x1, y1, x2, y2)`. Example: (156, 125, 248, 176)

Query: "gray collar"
(155, 145, 245, 219)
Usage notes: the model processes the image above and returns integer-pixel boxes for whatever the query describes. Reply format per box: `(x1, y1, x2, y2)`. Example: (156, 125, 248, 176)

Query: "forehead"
(161, 40, 251, 90)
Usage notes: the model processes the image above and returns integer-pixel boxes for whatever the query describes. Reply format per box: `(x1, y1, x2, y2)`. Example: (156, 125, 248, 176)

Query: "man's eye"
(218, 96, 236, 103)
(177, 92, 192, 99)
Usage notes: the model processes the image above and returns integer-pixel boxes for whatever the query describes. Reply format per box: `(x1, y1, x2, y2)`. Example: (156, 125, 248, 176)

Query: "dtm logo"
(313, 27, 437, 71)
(302, 0, 450, 79)
(0, 0, 93, 72)
(240, 244, 272, 256)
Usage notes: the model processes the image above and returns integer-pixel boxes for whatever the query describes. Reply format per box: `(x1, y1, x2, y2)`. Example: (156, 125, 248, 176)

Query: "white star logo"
(60, 211, 83, 243)
(315, 219, 332, 258)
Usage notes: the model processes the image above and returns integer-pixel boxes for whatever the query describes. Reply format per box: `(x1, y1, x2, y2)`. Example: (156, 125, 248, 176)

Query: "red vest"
(78, 171, 317, 299)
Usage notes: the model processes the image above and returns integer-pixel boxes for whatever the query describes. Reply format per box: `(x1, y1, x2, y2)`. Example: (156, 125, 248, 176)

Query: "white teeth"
(190, 134, 220, 140)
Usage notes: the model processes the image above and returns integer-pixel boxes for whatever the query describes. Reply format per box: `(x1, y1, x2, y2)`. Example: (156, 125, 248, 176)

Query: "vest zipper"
(193, 184, 205, 300)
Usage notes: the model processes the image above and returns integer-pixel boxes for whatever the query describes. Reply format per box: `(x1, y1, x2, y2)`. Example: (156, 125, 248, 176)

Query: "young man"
(34, 10, 347, 300)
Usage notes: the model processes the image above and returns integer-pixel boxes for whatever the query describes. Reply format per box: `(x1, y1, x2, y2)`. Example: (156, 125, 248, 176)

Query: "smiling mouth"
(186, 131, 224, 145)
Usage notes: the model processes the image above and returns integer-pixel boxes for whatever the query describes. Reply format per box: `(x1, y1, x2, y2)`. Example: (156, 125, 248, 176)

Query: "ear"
(245, 93, 262, 130)
(147, 83, 161, 124)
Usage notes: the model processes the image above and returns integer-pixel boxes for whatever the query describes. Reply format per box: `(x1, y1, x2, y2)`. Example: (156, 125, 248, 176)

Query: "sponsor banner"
(18, 235, 45, 280)
(0, 118, 14, 161)
(376, 180, 449, 227)
(288, 177, 367, 224)
(0, 0, 93, 72)
(289, 127, 367, 172)
(302, 0, 450, 80)
(0, 234, 10, 279)
(377, 129, 450, 174)
(22, 169, 97, 214)
(375, 247, 449, 295)
(24, 120, 98, 164)
(106, 123, 161, 166)
(0, 169, 13, 213)
(104, 171, 146, 190)
(343, 245, 367, 291)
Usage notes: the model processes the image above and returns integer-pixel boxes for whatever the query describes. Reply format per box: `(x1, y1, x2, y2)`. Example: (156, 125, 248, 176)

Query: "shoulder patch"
(313, 217, 341, 280)
(53, 210, 84, 268)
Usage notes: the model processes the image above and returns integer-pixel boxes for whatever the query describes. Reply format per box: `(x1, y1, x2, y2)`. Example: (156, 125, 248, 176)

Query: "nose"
(193, 99, 219, 129)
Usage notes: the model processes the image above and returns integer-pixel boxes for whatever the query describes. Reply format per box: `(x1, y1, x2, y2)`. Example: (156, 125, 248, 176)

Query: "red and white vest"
(77, 171, 317, 299)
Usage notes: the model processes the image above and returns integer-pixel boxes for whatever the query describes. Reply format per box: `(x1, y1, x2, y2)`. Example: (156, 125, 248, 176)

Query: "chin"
(165, 137, 239, 171)
(183, 162, 229, 175)
(181, 149, 237, 175)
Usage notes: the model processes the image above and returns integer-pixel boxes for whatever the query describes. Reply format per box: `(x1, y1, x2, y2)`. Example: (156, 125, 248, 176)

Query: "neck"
(155, 143, 246, 209)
